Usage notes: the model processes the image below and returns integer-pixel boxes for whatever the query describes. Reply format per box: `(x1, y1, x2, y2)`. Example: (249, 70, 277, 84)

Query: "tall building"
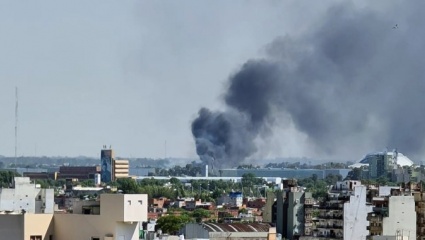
(314, 180, 371, 239)
(367, 195, 416, 239)
(343, 185, 372, 239)
(273, 179, 312, 239)
(101, 147, 129, 182)
(101, 148, 114, 183)
(367, 183, 419, 239)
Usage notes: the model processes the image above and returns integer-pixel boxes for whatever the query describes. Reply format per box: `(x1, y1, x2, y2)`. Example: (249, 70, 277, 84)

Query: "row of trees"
(152, 163, 203, 177)
(264, 161, 349, 169)
(297, 174, 342, 199)
(116, 173, 270, 201)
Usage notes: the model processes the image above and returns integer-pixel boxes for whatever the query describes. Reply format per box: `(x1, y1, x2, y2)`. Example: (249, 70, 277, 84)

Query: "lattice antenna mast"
(15, 87, 18, 166)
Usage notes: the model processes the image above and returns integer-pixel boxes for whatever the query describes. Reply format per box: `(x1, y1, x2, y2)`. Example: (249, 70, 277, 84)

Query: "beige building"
(113, 159, 129, 180)
(0, 194, 148, 240)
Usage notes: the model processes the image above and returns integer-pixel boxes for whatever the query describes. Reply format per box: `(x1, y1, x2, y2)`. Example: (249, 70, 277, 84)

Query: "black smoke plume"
(192, 2, 425, 167)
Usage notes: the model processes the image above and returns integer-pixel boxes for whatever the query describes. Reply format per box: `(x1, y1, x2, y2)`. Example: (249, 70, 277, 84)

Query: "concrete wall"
(343, 185, 372, 240)
(124, 194, 148, 222)
(54, 214, 140, 240)
(55, 194, 147, 240)
(0, 214, 23, 240)
(263, 191, 275, 223)
(181, 223, 209, 239)
(275, 191, 284, 234)
(24, 214, 54, 240)
(383, 196, 416, 240)
(286, 192, 307, 239)
(100, 194, 148, 223)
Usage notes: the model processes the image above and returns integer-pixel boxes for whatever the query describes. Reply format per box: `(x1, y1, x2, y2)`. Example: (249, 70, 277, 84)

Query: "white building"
(382, 196, 416, 240)
(343, 185, 373, 240)
(0, 177, 54, 213)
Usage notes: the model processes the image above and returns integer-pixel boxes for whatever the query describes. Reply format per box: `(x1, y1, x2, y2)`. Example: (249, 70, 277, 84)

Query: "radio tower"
(15, 87, 18, 167)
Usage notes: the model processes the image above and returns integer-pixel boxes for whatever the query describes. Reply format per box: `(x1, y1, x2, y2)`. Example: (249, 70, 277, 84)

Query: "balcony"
(318, 214, 343, 219)
(372, 207, 389, 217)
(305, 198, 314, 205)
(316, 224, 343, 229)
(367, 226, 382, 232)
(319, 203, 344, 210)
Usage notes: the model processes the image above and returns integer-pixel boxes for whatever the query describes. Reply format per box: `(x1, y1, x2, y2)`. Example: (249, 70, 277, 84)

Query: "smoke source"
(192, 2, 425, 167)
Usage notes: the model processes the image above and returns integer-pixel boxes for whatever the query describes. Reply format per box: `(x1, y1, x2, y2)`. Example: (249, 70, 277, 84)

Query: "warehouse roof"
(201, 223, 271, 232)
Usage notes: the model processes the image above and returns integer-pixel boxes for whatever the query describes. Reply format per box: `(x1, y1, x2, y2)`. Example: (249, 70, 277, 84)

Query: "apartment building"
(101, 148, 129, 182)
(0, 177, 54, 214)
(0, 193, 148, 240)
(311, 180, 372, 239)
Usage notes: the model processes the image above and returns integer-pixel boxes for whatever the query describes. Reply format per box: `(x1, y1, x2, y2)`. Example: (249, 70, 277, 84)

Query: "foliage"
(154, 163, 202, 177)
(237, 164, 259, 169)
(241, 173, 266, 186)
(140, 185, 177, 199)
(298, 176, 328, 199)
(80, 179, 95, 187)
(117, 178, 141, 194)
(156, 215, 193, 234)
(238, 208, 248, 214)
(0, 171, 21, 187)
(264, 161, 349, 169)
(191, 208, 211, 222)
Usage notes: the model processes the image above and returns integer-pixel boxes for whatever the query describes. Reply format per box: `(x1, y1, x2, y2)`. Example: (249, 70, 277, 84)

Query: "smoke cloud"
(192, 2, 425, 167)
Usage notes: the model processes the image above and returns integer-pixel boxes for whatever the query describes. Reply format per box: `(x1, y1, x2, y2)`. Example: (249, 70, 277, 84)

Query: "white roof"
(349, 151, 414, 168)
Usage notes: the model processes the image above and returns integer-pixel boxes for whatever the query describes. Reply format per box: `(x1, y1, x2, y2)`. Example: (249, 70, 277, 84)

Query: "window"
(30, 236, 42, 240)
(91, 238, 100, 240)
(138, 200, 143, 205)
(127, 200, 131, 205)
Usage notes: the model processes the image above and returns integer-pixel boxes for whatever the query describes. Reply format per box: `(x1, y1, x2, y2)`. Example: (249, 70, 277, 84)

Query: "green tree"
(117, 178, 141, 194)
(191, 208, 211, 222)
(156, 215, 193, 234)
(0, 171, 20, 187)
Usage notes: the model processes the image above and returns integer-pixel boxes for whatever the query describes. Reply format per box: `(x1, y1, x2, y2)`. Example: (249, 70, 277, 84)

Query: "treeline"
(264, 161, 350, 169)
(151, 163, 203, 177)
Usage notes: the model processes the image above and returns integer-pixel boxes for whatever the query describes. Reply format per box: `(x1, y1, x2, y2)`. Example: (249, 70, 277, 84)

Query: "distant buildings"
(219, 168, 350, 180)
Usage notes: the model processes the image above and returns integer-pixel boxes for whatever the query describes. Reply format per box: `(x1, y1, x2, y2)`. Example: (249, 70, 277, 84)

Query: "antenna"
(164, 140, 167, 159)
(15, 87, 18, 167)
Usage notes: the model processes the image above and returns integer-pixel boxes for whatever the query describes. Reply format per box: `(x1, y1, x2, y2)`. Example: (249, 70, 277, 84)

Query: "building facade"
(0, 193, 148, 240)
(0, 177, 54, 214)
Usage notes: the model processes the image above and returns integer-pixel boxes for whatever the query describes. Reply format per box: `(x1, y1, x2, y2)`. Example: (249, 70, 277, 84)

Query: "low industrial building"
(219, 168, 350, 179)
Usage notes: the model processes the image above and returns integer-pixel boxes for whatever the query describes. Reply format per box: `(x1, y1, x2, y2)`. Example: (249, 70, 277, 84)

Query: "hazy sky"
(0, 1, 416, 161)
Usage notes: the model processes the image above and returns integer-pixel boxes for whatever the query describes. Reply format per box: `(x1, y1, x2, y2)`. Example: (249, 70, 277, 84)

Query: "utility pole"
(15, 87, 18, 167)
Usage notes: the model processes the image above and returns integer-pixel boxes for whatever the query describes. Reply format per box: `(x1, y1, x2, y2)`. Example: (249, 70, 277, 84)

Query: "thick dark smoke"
(192, 2, 425, 167)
